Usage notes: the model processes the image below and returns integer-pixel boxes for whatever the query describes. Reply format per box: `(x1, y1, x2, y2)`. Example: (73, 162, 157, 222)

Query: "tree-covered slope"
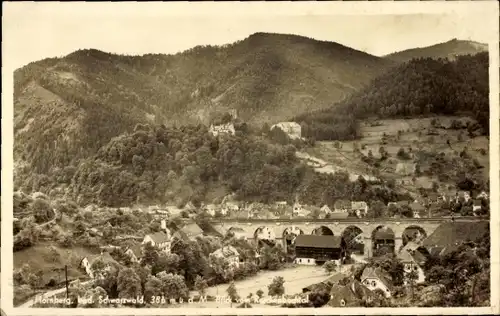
(295, 52, 489, 141)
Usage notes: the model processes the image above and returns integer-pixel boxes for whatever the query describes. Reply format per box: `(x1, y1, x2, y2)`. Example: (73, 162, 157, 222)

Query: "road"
(18, 280, 93, 308)
(14, 208, 59, 239)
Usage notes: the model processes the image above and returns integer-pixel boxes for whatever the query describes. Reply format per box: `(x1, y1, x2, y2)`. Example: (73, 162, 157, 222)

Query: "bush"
(323, 260, 337, 274)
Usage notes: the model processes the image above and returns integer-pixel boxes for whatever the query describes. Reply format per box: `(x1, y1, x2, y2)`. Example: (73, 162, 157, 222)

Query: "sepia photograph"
(2, 1, 499, 315)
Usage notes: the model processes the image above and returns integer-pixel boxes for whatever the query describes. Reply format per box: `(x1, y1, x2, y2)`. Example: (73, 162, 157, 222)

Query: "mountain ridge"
(14, 32, 393, 179)
(384, 38, 488, 63)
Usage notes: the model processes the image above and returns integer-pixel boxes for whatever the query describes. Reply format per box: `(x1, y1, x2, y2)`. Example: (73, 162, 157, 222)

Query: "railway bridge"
(209, 217, 488, 257)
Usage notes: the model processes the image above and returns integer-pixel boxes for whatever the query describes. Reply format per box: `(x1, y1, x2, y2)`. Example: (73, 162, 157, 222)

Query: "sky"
(2, 2, 498, 70)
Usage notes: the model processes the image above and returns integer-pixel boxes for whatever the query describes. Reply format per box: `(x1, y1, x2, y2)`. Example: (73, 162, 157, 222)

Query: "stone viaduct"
(209, 217, 487, 257)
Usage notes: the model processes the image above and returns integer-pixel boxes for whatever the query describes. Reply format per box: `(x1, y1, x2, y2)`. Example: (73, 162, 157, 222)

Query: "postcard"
(2, 1, 499, 315)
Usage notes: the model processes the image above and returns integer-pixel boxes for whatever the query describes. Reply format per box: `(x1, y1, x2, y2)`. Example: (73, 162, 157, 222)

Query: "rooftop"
(295, 234, 344, 248)
(146, 232, 170, 244)
(361, 266, 393, 290)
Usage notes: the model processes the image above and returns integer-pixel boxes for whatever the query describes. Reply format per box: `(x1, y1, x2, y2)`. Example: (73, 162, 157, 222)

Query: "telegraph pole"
(65, 265, 69, 298)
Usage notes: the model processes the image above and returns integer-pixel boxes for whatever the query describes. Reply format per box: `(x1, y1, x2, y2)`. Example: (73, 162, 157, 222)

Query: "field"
(178, 264, 349, 308)
(303, 116, 489, 199)
(14, 242, 96, 285)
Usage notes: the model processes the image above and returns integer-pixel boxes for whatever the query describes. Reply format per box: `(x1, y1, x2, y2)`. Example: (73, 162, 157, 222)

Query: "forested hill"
(66, 124, 405, 207)
(295, 52, 489, 141)
(14, 32, 392, 180)
(384, 38, 488, 63)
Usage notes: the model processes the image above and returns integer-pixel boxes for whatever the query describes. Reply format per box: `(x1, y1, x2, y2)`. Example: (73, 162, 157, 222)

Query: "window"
(413, 266, 418, 271)
(371, 281, 376, 287)
(340, 299, 346, 307)
(307, 259, 310, 263)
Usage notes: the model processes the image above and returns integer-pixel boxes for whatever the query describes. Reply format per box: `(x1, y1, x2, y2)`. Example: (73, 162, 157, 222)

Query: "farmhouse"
(125, 244, 143, 263)
(294, 235, 346, 265)
(210, 245, 241, 268)
(143, 232, 171, 252)
(397, 244, 427, 285)
(334, 200, 351, 213)
(326, 280, 374, 307)
(360, 267, 393, 298)
(270, 121, 302, 140)
(175, 223, 204, 241)
(209, 123, 236, 137)
(80, 252, 118, 279)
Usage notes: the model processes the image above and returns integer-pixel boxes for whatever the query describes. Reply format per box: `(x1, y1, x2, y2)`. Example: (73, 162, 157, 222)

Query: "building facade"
(294, 235, 346, 265)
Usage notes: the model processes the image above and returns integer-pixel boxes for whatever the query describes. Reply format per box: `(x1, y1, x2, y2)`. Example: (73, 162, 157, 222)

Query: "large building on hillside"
(294, 235, 346, 265)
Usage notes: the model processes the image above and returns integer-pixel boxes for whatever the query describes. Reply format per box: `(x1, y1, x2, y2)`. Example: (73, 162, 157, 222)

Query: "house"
(408, 202, 426, 218)
(254, 227, 275, 241)
(302, 273, 345, 293)
(476, 191, 489, 200)
(351, 201, 369, 218)
(80, 252, 118, 279)
(395, 162, 416, 176)
(292, 202, 309, 217)
(326, 279, 374, 307)
(320, 205, 332, 214)
(334, 200, 351, 213)
(373, 229, 395, 252)
(143, 231, 171, 252)
(222, 202, 239, 214)
(397, 244, 427, 285)
(388, 200, 411, 209)
(125, 244, 143, 263)
(360, 267, 393, 298)
(294, 235, 346, 265)
(165, 205, 183, 218)
(209, 123, 235, 137)
(210, 245, 241, 268)
(175, 223, 204, 241)
(203, 204, 219, 216)
(275, 201, 288, 208)
(270, 122, 302, 140)
(455, 191, 471, 203)
(422, 221, 489, 257)
(472, 199, 482, 214)
(426, 193, 442, 205)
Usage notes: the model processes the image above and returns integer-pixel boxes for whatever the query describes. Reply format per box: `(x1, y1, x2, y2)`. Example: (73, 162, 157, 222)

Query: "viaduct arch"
(212, 218, 484, 258)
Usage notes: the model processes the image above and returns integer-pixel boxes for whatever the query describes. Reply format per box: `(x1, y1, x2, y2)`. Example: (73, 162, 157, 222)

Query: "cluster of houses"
(301, 220, 489, 307)
(298, 240, 429, 305)
(140, 187, 488, 223)
(79, 221, 242, 280)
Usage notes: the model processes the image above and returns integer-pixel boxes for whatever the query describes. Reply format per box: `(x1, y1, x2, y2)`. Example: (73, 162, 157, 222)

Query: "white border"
(2, 1, 499, 315)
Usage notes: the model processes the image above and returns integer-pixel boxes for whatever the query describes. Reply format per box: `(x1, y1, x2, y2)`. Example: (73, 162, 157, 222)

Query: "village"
(13, 114, 490, 307)
(58, 182, 488, 308)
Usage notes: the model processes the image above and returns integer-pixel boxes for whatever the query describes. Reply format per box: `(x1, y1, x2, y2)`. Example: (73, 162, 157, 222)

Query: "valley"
(10, 31, 491, 309)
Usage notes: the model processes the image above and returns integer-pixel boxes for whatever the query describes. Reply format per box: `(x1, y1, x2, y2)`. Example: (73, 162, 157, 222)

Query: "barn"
(294, 235, 346, 265)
